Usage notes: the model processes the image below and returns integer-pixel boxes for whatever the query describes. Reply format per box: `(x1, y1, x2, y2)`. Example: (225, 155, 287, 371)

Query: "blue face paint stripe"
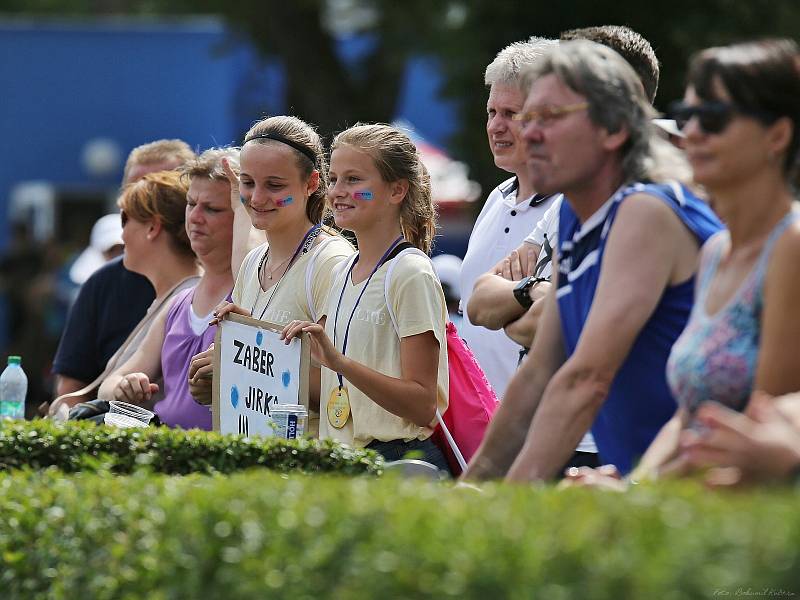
(353, 190, 373, 200)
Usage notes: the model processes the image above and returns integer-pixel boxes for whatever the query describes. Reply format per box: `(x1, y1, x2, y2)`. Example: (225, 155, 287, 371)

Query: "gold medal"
(327, 386, 351, 429)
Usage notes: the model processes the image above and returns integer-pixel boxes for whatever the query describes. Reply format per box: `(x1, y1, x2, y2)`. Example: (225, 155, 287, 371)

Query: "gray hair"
(180, 147, 240, 183)
(484, 36, 559, 88)
(522, 40, 691, 185)
(123, 139, 196, 184)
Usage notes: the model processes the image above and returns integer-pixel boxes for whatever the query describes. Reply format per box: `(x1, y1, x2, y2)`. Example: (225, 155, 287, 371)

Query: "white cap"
(69, 214, 124, 284)
(431, 254, 463, 301)
(653, 118, 685, 138)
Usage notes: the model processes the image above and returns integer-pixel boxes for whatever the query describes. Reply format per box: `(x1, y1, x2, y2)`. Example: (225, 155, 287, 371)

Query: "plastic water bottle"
(0, 356, 28, 419)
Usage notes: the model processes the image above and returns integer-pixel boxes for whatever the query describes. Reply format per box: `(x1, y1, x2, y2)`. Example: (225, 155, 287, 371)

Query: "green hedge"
(1, 469, 798, 599)
(0, 419, 381, 476)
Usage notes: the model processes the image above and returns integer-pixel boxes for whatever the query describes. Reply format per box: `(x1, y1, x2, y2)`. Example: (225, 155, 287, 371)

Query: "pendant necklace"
(327, 235, 404, 429)
(249, 224, 322, 320)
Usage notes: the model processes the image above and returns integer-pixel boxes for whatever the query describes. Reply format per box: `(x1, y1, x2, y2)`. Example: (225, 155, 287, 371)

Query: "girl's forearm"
(335, 356, 436, 427)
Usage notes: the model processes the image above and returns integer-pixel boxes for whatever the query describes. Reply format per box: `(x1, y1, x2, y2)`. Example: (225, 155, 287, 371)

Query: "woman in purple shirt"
(98, 148, 239, 429)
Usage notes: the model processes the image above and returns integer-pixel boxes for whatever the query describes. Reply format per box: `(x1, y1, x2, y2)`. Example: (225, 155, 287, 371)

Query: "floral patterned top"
(666, 211, 798, 415)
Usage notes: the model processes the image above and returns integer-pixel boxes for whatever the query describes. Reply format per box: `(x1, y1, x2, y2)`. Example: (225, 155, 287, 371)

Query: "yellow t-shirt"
(232, 234, 354, 438)
(233, 235, 354, 326)
(319, 251, 449, 447)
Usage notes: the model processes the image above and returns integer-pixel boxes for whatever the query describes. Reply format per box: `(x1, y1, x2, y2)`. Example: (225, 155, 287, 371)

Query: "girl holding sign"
(190, 116, 353, 433)
(281, 124, 450, 471)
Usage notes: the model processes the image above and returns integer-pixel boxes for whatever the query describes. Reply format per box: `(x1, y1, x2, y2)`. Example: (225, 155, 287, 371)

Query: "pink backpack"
(384, 247, 499, 475)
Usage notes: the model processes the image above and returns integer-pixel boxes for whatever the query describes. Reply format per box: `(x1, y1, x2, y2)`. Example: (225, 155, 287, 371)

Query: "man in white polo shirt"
(458, 37, 558, 397)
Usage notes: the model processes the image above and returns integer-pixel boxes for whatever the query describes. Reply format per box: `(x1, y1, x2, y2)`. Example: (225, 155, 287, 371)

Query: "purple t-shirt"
(154, 287, 227, 430)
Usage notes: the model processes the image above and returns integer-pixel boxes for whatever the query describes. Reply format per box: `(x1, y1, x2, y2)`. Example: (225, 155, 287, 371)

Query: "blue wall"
(0, 17, 458, 251)
(0, 17, 462, 349)
(0, 17, 256, 248)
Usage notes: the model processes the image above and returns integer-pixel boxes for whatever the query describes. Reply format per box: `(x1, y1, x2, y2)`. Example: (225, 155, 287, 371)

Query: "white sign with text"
(212, 313, 309, 437)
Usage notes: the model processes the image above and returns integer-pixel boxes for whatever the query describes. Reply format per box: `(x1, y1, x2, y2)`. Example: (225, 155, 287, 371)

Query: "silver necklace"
(250, 225, 322, 320)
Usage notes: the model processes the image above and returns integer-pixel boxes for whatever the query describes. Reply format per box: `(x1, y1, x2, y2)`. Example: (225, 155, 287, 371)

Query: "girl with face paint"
(281, 124, 451, 472)
(188, 117, 353, 433)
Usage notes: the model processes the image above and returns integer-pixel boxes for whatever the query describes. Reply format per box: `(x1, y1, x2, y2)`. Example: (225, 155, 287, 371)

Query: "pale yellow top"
(319, 251, 449, 447)
(233, 235, 354, 326)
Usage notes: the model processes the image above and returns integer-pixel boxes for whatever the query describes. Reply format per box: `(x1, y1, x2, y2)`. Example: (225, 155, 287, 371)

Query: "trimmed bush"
(0, 470, 798, 598)
(0, 419, 381, 476)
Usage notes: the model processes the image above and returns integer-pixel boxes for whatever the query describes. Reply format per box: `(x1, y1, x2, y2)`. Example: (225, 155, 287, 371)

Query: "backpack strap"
(533, 233, 554, 279)
(435, 401, 467, 472)
(50, 273, 197, 418)
(383, 245, 429, 336)
(304, 236, 339, 323)
(243, 243, 267, 281)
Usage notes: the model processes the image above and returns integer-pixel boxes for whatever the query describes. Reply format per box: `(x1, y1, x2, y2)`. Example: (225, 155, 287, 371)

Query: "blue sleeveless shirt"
(556, 182, 723, 474)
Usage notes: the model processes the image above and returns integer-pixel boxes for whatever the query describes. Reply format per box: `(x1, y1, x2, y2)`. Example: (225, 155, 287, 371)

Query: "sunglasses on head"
(668, 101, 736, 135)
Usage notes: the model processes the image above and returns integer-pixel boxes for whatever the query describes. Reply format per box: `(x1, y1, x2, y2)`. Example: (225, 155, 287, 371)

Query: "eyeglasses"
(668, 101, 736, 135)
(511, 102, 589, 126)
(120, 210, 129, 227)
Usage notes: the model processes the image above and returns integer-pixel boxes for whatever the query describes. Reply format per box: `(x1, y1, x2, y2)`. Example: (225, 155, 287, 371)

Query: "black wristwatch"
(513, 276, 549, 309)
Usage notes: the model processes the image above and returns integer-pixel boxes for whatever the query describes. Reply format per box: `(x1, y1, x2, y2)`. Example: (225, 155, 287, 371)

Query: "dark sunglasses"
(120, 209, 129, 227)
(668, 101, 736, 135)
(669, 100, 778, 135)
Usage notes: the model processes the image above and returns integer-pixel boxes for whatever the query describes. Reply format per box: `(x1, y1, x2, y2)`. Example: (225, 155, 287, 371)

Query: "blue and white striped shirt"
(556, 181, 723, 474)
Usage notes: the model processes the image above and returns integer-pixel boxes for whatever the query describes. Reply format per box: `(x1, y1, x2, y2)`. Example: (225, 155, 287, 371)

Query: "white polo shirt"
(458, 176, 557, 397)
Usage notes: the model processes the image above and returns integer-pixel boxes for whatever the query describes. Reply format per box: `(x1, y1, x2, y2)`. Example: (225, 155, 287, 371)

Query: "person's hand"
(210, 301, 249, 326)
(680, 397, 800, 488)
(188, 344, 215, 405)
(281, 320, 343, 371)
(498, 245, 537, 281)
(113, 373, 159, 405)
(221, 156, 243, 213)
(46, 398, 71, 422)
(559, 464, 628, 492)
(769, 392, 800, 427)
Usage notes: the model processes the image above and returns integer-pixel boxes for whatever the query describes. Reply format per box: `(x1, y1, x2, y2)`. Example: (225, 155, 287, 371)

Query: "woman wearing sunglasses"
(566, 39, 800, 488)
(48, 170, 201, 418)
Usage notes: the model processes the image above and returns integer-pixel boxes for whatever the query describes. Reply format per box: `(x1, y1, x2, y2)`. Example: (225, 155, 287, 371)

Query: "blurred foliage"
(2, 0, 799, 196)
(0, 468, 799, 597)
(0, 418, 382, 476)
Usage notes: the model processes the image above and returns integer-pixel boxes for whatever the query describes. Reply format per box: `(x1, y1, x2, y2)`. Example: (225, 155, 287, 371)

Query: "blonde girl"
(282, 124, 450, 471)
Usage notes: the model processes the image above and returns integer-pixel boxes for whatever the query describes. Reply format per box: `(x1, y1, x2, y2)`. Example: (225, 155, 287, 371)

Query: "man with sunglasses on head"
(48, 140, 195, 410)
(462, 40, 722, 483)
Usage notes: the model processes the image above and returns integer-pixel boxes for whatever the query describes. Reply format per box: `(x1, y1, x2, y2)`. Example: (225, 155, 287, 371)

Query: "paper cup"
(108, 400, 154, 425)
(104, 412, 148, 429)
